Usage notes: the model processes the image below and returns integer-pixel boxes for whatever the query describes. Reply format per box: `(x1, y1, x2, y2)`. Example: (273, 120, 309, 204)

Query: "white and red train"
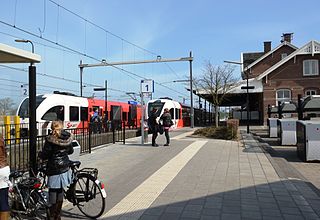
(16, 92, 201, 136)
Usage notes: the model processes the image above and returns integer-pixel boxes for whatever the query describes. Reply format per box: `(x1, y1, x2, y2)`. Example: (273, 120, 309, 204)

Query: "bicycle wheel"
(74, 173, 106, 218)
(28, 190, 49, 219)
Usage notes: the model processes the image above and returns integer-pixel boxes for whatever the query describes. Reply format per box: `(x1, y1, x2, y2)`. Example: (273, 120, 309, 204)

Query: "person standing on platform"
(148, 107, 159, 147)
(160, 108, 173, 146)
(39, 121, 74, 220)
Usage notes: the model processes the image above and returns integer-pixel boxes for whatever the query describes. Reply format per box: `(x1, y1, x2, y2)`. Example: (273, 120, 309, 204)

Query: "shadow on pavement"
(97, 179, 320, 220)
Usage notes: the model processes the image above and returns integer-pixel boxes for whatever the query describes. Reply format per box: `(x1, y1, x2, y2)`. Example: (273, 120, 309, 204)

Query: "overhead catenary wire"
(0, 1, 189, 99)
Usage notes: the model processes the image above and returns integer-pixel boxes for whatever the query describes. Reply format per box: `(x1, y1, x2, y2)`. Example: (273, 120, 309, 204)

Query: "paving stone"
(221, 213, 241, 220)
(181, 210, 201, 219)
(241, 211, 262, 219)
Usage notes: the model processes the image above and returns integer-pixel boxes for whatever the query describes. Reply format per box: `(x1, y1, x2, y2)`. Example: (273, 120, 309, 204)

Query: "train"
(146, 97, 212, 128)
(16, 92, 211, 136)
(16, 91, 142, 136)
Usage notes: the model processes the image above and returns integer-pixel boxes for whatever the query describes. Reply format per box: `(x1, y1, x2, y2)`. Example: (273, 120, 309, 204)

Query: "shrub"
(193, 125, 237, 140)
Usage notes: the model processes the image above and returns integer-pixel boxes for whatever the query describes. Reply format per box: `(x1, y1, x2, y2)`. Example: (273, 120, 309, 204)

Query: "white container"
(69, 140, 81, 161)
(277, 119, 297, 145)
(296, 120, 320, 161)
(268, 118, 278, 138)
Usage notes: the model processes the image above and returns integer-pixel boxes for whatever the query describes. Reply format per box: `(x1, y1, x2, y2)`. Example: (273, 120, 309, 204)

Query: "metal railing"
(2, 120, 135, 172)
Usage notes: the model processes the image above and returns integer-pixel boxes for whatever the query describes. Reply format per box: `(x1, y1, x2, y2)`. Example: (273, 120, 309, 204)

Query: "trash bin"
(268, 118, 278, 138)
(297, 120, 320, 161)
(277, 118, 297, 145)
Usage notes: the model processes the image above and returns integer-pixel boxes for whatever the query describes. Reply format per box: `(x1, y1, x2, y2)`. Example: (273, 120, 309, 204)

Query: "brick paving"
(61, 127, 320, 219)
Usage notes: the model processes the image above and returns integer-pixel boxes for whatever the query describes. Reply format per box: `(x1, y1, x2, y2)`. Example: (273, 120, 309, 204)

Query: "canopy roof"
(0, 43, 41, 63)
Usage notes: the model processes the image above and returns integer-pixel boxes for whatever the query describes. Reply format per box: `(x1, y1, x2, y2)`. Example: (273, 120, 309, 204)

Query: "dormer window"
(303, 60, 319, 76)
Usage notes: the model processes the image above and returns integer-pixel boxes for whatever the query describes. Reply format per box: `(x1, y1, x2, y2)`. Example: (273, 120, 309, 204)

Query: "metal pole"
(189, 51, 194, 128)
(246, 74, 250, 133)
(80, 60, 83, 97)
(29, 65, 37, 176)
(141, 92, 145, 144)
(105, 80, 108, 120)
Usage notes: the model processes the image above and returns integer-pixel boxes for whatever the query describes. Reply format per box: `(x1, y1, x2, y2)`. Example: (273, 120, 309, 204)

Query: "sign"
(241, 86, 255, 90)
(21, 84, 28, 96)
(141, 79, 154, 93)
(128, 101, 138, 105)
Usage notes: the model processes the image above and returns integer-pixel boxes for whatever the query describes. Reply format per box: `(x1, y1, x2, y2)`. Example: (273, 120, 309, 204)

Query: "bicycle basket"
(78, 168, 98, 179)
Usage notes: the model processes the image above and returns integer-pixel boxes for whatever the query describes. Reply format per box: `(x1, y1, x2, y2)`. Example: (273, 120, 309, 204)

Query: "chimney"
(281, 33, 293, 43)
(264, 41, 272, 53)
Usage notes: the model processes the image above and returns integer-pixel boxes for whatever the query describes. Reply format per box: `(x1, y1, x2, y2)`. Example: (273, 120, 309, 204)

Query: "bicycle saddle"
(69, 160, 81, 168)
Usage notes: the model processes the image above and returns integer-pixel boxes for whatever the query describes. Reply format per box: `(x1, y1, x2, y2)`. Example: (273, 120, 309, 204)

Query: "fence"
(2, 120, 134, 172)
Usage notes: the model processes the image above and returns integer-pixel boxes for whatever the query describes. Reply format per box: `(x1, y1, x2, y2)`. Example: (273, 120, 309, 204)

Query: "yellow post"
(14, 116, 20, 144)
(4, 116, 10, 144)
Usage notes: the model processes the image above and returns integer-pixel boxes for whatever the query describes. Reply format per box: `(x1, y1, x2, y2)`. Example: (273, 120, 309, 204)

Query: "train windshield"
(18, 95, 46, 119)
(148, 101, 164, 117)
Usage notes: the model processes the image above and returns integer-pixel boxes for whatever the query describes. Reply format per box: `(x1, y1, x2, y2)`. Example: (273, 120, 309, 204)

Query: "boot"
(54, 201, 63, 220)
(48, 204, 57, 220)
(0, 211, 10, 220)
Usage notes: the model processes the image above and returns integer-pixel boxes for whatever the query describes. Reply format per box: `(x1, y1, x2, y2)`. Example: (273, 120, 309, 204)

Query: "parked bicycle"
(38, 160, 107, 219)
(8, 170, 49, 220)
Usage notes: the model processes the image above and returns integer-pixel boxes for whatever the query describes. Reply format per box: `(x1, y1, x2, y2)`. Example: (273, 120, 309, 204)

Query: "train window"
(122, 112, 127, 121)
(80, 107, 88, 121)
(170, 108, 174, 119)
(175, 108, 180, 119)
(18, 96, 46, 119)
(148, 102, 164, 117)
(41, 105, 64, 121)
(69, 106, 79, 121)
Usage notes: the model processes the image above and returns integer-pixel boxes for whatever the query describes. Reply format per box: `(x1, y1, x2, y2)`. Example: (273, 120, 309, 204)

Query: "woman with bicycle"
(39, 121, 74, 220)
(0, 134, 10, 220)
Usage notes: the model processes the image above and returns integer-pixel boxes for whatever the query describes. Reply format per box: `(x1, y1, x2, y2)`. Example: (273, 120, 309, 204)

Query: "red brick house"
(242, 33, 320, 124)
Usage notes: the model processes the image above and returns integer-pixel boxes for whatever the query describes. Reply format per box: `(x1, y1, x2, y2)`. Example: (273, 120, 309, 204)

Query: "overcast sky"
(1, 0, 319, 107)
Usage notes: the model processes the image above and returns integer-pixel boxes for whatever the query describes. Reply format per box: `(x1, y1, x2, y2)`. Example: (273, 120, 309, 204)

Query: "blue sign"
(128, 101, 138, 105)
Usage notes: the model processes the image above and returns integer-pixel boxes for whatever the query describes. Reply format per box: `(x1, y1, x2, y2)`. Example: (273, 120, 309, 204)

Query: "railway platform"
(61, 127, 320, 220)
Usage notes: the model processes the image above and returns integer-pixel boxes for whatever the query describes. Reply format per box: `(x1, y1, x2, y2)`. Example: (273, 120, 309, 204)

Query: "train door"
(128, 105, 137, 128)
(111, 105, 122, 130)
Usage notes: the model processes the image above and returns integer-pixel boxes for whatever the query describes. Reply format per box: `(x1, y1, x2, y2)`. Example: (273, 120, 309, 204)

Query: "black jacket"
(148, 111, 158, 129)
(40, 130, 74, 176)
(160, 112, 172, 127)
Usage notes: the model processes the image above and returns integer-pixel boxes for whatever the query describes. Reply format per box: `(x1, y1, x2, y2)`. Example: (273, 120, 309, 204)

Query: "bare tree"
(195, 61, 238, 127)
(0, 97, 16, 116)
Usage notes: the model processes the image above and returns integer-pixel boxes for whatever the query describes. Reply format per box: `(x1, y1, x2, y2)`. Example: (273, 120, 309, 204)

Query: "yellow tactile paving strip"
(102, 140, 207, 219)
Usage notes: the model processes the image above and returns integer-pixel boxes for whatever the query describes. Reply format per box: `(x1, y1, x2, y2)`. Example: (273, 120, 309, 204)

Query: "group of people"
(148, 108, 173, 147)
(0, 121, 75, 220)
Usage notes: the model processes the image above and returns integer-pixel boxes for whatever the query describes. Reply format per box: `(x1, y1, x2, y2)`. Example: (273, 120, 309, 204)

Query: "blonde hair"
(51, 121, 63, 138)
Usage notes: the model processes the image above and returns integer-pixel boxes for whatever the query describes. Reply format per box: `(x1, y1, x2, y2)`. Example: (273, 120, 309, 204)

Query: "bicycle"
(8, 170, 49, 220)
(38, 160, 107, 219)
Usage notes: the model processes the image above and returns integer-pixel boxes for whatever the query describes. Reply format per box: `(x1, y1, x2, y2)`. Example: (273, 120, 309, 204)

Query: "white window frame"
(305, 89, 317, 96)
(276, 89, 291, 105)
(303, 60, 319, 76)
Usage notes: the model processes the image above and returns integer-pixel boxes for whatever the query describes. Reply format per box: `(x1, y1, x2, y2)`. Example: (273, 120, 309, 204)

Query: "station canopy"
(0, 43, 41, 63)
(195, 78, 263, 106)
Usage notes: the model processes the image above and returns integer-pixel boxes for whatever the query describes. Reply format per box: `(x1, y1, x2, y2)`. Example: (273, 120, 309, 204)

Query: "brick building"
(241, 33, 320, 124)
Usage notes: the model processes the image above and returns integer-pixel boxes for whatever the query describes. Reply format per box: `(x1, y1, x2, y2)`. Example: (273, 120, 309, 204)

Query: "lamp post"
(224, 60, 253, 133)
(15, 39, 37, 175)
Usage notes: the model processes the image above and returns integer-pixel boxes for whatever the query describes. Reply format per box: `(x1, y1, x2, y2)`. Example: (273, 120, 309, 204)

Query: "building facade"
(242, 33, 320, 123)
